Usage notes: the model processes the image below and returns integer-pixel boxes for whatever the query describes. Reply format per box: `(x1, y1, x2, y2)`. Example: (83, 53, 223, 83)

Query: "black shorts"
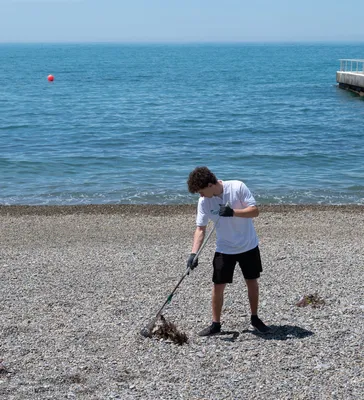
(212, 246, 262, 284)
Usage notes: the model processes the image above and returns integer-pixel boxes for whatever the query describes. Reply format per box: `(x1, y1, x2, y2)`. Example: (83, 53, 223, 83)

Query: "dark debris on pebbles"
(151, 315, 188, 345)
(296, 292, 326, 308)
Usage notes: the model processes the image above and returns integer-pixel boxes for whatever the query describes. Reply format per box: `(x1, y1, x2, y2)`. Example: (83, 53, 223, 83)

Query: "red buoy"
(48, 74, 54, 82)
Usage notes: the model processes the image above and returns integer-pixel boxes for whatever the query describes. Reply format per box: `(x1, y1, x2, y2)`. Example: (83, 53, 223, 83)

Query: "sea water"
(0, 43, 363, 205)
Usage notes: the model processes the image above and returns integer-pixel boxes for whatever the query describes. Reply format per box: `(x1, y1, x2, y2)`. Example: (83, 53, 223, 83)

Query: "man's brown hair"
(187, 166, 218, 193)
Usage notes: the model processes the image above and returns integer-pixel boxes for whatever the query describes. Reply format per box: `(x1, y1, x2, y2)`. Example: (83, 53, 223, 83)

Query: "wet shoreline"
(1, 203, 363, 216)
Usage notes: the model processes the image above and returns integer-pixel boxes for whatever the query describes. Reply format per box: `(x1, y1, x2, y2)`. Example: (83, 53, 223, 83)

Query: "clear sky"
(1, 0, 364, 43)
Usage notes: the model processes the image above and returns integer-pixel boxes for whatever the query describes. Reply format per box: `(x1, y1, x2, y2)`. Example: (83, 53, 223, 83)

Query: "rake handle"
(154, 205, 228, 319)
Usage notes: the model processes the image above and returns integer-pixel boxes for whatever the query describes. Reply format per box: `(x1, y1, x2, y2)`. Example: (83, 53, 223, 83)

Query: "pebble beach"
(0, 205, 363, 399)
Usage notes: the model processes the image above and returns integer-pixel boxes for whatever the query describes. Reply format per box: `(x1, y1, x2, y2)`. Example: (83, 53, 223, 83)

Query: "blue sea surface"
(0, 43, 363, 205)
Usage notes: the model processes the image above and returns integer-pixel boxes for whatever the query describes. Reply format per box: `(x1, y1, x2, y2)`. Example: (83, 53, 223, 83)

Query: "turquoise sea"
(0, 43, 363, 205)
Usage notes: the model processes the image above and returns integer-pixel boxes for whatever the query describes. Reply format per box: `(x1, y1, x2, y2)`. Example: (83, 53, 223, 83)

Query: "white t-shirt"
(196, 180, 259, 254)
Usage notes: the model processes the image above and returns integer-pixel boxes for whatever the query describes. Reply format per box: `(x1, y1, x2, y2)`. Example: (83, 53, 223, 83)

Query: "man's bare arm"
(191, 226, 206, 253)
(232, 205, 259, 218)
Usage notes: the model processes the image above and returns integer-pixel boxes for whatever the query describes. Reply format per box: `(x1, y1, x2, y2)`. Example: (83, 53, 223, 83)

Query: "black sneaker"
(198, 322, 221, 337)
(251, 316, 270, 334)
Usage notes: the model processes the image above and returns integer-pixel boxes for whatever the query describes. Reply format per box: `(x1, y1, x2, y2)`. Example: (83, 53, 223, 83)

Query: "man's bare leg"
(245, 278, 259, 315)
(245, 278, 270, 333)
(212, 283, 226, 322)
(198, 283, 226, 336)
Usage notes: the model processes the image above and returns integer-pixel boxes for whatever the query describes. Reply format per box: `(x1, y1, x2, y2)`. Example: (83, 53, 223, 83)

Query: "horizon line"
(1, 39, 364, 45)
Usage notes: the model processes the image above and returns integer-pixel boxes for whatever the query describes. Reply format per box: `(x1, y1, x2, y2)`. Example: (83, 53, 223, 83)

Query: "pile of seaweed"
(296, 293, 326, 308)
(152, 315, 188, 345)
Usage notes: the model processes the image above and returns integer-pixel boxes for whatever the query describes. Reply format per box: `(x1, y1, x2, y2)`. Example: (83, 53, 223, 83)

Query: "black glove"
(219, 204, 234, 217)
(187, 253, 198, 270)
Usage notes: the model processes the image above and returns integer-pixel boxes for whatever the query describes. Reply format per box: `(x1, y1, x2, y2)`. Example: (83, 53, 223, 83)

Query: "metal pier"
(337, 59, 364, 96)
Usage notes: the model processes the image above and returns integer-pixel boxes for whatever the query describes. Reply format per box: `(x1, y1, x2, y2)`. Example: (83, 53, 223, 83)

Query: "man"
(186, 166, 270, 336)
